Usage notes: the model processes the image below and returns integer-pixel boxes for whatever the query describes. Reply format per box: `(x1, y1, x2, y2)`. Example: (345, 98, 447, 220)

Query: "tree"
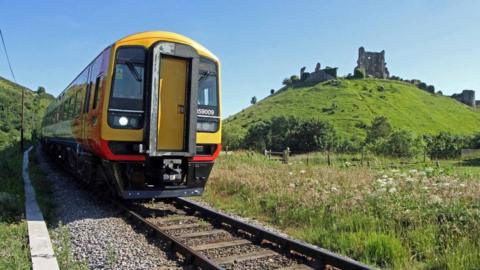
(270, 89, 275, 95)
(222, 126, 243, 150)
(250, 96, 257, 105)
(366, 116, 392, 143)
(418, 82, 427, 90)
(292, 119, 337, 152)
(290, 75, 300, 83)
(470, 133, 480, 149)
(426, 132, 466, 159)
(383, 130, 420, 158)
(36, 86, 46, 94)
(244, 121, 271, 150)
(353, 67, 366, 79)
(426, 85, 435, 93)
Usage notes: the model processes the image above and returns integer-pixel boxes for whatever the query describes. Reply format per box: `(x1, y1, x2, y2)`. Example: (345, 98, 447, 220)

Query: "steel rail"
(174, 198, 374, 270)
(111, 200, 223, 270)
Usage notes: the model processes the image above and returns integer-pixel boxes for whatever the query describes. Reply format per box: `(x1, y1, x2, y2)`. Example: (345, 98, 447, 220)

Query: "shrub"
(376, 130, 421, 158)
(221, 127, 243, 150)
(426, 132, 466, 159)
(353, 67, 366, 79)
(418, 82, 428, 91)
(290, 75, 300, 83)
(366, 116, 392, 144)
(426, 85, 435, 93)
(244, 121, 272, 150)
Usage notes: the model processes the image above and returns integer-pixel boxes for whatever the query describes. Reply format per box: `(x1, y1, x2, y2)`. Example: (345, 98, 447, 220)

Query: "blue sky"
(0, 1, 479, 117)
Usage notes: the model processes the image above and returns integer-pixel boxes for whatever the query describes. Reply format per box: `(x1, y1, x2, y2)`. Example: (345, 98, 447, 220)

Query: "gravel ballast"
(36, 148, 180, 270)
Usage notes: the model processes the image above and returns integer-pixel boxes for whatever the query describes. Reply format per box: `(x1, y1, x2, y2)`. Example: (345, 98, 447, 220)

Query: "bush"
(426, 85, 435, 93)
(418, 82, 428, 91)
(425, 132, 466, 159)
(353, 67, 366, 79)
(366, 116, 392, 144)
(373, 130, 421, 158)
(221, 127, 243, 150)
(290, 75, 300, 83)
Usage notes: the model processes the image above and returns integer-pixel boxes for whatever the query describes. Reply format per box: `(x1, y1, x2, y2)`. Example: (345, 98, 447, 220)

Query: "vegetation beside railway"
(0, 76, 53, 149)
(203, 152, 480, 269)
(0, 144, 30, 269)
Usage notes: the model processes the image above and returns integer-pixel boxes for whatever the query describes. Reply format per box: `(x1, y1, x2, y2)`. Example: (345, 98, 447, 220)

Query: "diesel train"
(40, 31, 221, 199)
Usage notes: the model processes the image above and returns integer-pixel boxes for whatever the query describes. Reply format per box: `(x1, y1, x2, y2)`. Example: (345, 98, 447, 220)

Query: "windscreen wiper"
(199, 71, 214, 81)
(125, 61, 142, 82)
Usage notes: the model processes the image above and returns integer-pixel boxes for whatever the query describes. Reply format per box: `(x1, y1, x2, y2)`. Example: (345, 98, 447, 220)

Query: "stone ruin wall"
(451, 90, 476, 107)
(356, 47, 389, 79)
(298, 62, 337, 85)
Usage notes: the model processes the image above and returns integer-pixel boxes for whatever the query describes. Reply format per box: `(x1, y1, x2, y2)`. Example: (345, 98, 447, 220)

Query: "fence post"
(283, 147, 290, 164)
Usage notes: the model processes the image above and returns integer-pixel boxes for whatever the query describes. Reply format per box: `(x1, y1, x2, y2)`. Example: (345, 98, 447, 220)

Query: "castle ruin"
(356, 47, 389, 79)
(298, 63, 337, 85)
(451, 90, 476, 107)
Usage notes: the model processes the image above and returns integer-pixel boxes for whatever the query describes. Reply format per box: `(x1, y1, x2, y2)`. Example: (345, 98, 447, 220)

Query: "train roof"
(114, 31, 219, 62)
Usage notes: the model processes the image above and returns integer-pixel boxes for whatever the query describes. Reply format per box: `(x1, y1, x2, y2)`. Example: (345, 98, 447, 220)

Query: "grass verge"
(203, 151, 480, 269)
(0, 144, 30, 269)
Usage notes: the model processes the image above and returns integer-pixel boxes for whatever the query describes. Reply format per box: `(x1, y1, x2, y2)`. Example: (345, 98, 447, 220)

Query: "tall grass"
(0, 144, 30, 269)
(203, 151, 480, 269)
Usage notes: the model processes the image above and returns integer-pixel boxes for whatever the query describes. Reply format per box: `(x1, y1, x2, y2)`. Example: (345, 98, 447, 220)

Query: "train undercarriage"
(42, 141, 213, 199)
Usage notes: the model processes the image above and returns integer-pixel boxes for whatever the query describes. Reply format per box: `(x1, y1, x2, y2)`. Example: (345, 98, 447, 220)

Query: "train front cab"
(100, 34, 221, 199)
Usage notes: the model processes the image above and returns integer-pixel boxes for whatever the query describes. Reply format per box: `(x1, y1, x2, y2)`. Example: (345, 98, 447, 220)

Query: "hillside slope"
(0, 76, 54, 148)
(224, 78, 480, 143)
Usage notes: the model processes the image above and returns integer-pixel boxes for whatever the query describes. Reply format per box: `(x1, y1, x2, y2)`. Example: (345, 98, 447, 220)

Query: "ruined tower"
(451, 90, 476, 107)
(356, 47, 390, 79)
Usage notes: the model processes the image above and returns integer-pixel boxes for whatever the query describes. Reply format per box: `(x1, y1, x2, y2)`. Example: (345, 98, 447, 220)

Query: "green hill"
(224, 78, 480, 144)
(0, 76, 54, 149)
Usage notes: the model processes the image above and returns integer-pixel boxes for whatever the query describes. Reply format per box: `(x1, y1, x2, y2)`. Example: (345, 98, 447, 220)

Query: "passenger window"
(92, 76, 102, 110)
(84, 82, 92, 113)
(75, 91, 82, 117)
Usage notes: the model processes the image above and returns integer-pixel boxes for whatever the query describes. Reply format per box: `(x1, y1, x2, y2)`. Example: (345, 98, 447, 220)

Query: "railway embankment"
(34, 147, 181, 270)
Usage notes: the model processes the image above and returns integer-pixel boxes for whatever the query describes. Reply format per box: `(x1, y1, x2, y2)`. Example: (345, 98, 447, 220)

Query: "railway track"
(114, 198, 373, 270)
(41, 149, 373, 269)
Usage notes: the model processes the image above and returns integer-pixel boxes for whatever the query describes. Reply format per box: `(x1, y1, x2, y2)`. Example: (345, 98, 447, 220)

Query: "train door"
(148, 42, 199, 156)
(157, 56, 188, 151)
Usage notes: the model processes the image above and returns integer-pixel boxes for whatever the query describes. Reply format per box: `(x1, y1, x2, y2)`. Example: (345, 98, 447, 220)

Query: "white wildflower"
(405, 177, 416, 182)
(430, 195, 442, 204)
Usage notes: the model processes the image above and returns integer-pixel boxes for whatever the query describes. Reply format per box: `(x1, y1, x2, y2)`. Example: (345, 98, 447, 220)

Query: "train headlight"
(118, 116, 129, 126)
(197, 120, 218, 132)
(108, 112, 143, 129)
